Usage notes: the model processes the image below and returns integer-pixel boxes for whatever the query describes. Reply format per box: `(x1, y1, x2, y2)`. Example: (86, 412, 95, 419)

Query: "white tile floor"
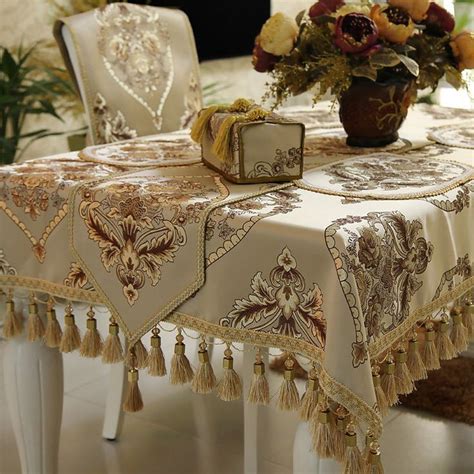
(1, 331, 473, 474)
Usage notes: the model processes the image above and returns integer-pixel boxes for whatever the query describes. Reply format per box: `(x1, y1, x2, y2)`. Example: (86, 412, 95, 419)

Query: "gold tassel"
(216, 343, 242, 401)
(2, 290, 23, 338)
(277, 356, 300, 411)
(450, 307, 468, 354)
(343, 423, 364, 474)
(394, 346, 414, 395)
(407, 332, 427, 381)
(334, 406, 349, 462)
(381, 356, 398, 406)
(299, 366, 319, 420)
(462, 300, 473, 337)
(436, 316, 456, 360)
(312, 396, 336, 458)
(191, 338, 216, 394)
(363, 431, 375, 462)
(365, 441, 385, 474)
(147, 327, 166, 377)
(79, 306, 103, 358)
(211, 114, 240, 162)
(59, 304, 81, 353)
(247, 348, 270, 406)
(309, 390, 323, 439)
(27, 294, 44, 342)
(190, 105, 221, 143)
(44, 298, 62, 348)
(102, 317, 124, 364)
(170, 330, 194, 385)
(422, 322, 440, 370)
(372, 365, 388, 417)
(123, 368, 144, 413)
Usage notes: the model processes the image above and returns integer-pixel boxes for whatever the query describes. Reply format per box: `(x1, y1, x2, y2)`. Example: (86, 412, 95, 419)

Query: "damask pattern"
(426, 184, 472, 214)
(220, 247, 326, 347)
(0, 249, 17, 276)
(432, 255, 472, 301)
(96, 3, 174, 131)
(247, 147, 303, 179)
(93, 93, 138, 144)
(428, 122, 474, 149)
(180, 73, 201, 129)
(325, 212, 433, 367)
(77, 175, 226, 306)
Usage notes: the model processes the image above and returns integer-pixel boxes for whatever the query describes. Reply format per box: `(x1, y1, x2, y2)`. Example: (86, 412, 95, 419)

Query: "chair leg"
(3, 297, 63, 474)
(102, 361, 127, 441)
(243, 345, 268, 474)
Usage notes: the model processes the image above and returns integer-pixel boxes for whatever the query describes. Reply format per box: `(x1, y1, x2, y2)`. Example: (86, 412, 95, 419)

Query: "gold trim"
(368, 276, 474, 356)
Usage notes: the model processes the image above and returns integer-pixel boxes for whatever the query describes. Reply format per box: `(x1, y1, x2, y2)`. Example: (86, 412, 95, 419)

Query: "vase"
(339, 78, 414, 147)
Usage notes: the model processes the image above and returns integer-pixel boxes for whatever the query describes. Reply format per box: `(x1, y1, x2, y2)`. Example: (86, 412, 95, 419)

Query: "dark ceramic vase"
(339, 78, 413, 147)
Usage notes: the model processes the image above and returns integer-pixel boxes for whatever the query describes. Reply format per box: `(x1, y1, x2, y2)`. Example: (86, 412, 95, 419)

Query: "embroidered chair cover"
(54, 3, 202, 144)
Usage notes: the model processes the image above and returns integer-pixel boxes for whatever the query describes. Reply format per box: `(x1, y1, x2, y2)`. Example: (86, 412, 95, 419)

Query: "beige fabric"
(54, 4, 202, 144)
(1, 104, 473, 436)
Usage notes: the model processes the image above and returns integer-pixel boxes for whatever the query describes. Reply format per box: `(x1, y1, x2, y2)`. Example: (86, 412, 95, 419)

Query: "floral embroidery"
(64, 262, 93, 290)
(428, 121, 474, 150)
(93, 93, 138, 144)
(426, 184, 472, 214)
(220, 247, 326, 347)
(326, 211, 433, 366)
(432, 255, 472, 301)
(180, 73, 202, 129)
(247, 147, 303, 178)
(96, 3, 173, 131)
(78, 176, 225, 306)
(206, 188, 301, 265)
(323, 155, 471, 193)
(0, 249, 16, 276)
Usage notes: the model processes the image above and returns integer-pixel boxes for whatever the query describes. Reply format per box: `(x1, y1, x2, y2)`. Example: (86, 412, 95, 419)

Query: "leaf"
(1, 48, 17, 79)
(352, 65, 378, 81)
(445, 67, 462, 89)
(369, 49, 401, 68)
(399, 55, 420, 77)
(295, 9, 306, 26)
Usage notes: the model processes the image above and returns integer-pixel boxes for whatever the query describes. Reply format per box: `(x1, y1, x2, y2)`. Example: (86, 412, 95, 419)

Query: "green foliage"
(0, 44, 76, 164)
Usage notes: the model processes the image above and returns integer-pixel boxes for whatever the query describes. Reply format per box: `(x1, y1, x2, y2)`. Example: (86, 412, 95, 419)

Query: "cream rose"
(388, 0, 430, 21)
(259, 12, 298, 56)
(451, 32, 474, 71)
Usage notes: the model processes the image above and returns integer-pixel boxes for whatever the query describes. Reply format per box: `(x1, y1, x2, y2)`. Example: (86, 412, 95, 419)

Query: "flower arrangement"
(252, 1, 474, 106)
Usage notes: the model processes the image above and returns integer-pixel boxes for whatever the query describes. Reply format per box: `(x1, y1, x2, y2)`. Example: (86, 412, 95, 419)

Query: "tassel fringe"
(190, 105, 221, 143)
(365, 441, 385, 474)
(123, 368, 143, 412)
(44, 300, 62, 348)
(277, 356, 300, 411)
(27, 297, 44, 342)
(343, 424, 364, 474)
(450, 308, 468, 354)
(299, 367, 319, 420)
(59, 304, 81, 353)
(436, 318, 456, 360)
(334, 406, 349, 462)
(147, 327, 167, 377)
(192, 339, 216, 394)
(462, 300, 473, 337)
(312, 397, 336, 458)
(381, 356, 398, 406)
(170, 331, 194, 385)
(217, 344, 242, 401)
(372, 366, 388, 417)
(394, 347, 414, 395)
(2, 293, 23, 339)
(102, 318, 124, 364)
(422, 323, 440, 370)
(407, 335, 427, 381)
(247, 349, 270, 406)
(79, 307, 103, 358)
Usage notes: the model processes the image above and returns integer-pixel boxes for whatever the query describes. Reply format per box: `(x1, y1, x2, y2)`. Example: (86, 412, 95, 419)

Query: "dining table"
(1, 102, 473, 474)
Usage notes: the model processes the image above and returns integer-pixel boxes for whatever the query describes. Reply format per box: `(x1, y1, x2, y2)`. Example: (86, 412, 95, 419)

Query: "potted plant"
(252, 1, 474, 146)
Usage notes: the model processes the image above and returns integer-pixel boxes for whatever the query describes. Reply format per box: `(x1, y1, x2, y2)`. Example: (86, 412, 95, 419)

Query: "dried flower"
(388, 0, 430, 21)
(371, 5, 415, 44)
(450, 32, 474, 71)
(424, 2, 455, 34)
(309, 0, 345, 19)
(252, 39, 279, 72)
(334, 13, 379, 54)
(259, 12, 299, 56)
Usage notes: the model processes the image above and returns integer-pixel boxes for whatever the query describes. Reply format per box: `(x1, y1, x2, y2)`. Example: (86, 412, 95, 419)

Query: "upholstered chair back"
(54, 4, 202, 145)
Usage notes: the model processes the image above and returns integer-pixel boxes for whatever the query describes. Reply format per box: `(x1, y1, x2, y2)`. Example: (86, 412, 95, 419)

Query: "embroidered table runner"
(1, 104, 473, 453)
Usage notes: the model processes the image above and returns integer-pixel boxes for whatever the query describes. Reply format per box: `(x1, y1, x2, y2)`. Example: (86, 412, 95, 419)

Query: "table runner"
(1, 104, 473, 469)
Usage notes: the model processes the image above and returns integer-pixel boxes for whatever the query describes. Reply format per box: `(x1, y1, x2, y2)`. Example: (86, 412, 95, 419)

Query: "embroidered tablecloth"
(1, 104, 473, 443)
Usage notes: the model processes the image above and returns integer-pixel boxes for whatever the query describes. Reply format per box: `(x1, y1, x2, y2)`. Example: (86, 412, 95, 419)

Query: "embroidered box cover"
(201, 112, 305, 184)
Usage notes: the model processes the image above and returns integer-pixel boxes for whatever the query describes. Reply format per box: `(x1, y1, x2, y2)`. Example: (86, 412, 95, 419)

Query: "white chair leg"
(4, 297, 63, 474)
(102, 361, 127, 441)
(243, 345, 268, 474)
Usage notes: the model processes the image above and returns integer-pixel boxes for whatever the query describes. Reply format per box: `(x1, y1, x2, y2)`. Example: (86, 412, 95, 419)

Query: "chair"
(52, 3, 203, 441)
(53, 3, 203, 144)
